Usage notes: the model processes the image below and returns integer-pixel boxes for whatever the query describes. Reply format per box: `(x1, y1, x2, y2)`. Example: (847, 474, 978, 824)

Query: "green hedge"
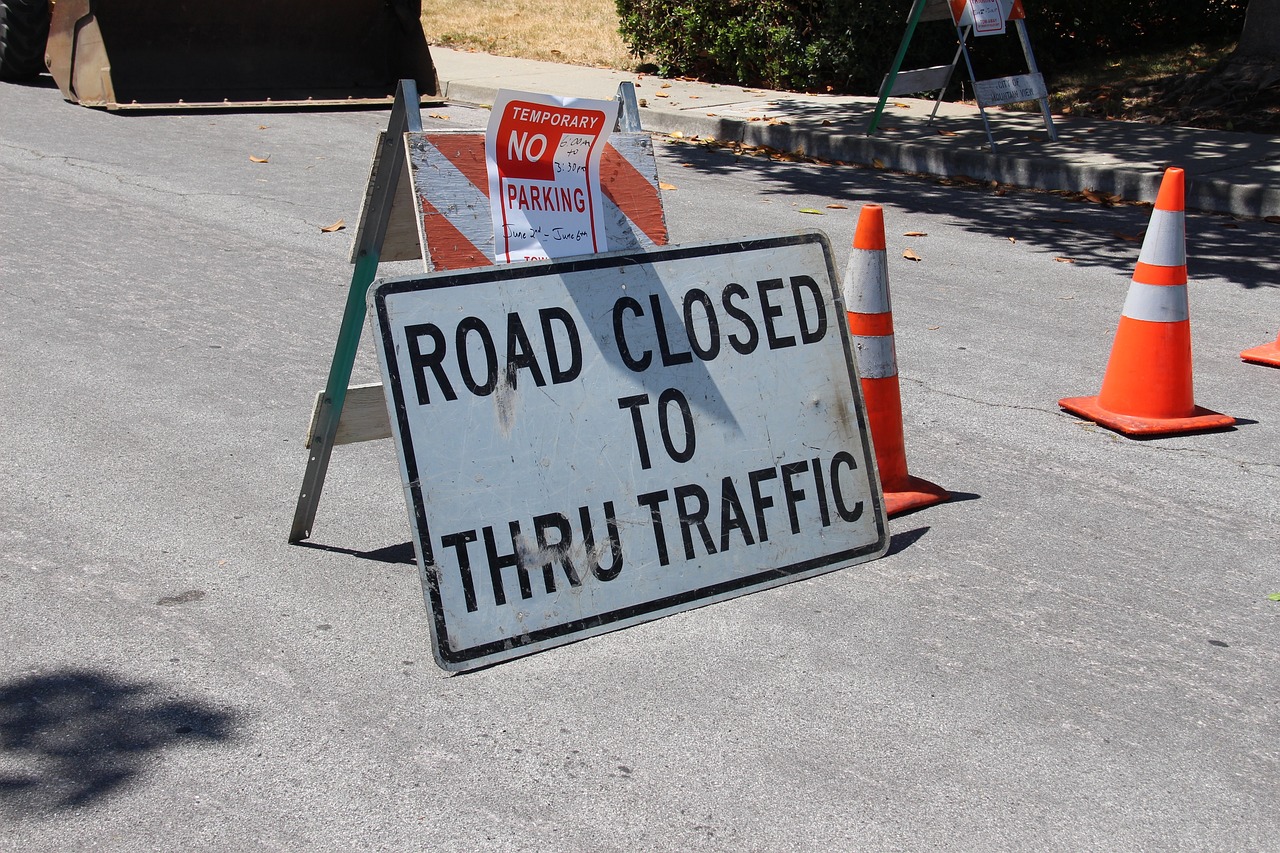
(616, 0, 1246, 94)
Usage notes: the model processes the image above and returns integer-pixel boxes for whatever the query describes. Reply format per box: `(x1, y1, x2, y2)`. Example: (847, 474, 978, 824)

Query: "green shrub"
(615, 0, 1247, 95)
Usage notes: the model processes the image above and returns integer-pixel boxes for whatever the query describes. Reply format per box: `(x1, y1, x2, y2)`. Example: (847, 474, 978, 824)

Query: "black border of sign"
(371, 231, 888, 669)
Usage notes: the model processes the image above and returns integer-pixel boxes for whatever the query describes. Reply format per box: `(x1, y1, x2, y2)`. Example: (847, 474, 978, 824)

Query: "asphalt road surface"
(2, 77, 1278, 851)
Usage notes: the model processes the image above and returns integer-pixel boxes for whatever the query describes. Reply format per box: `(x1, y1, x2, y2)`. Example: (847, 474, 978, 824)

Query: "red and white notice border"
(485, 89, 619, 264)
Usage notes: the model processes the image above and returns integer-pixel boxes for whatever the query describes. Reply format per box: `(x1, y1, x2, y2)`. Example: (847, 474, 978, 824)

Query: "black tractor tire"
(0, 0, 51, 82)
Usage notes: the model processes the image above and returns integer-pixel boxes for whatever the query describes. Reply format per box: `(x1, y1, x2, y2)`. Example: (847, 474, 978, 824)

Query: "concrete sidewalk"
(429, 46, 1280, 220)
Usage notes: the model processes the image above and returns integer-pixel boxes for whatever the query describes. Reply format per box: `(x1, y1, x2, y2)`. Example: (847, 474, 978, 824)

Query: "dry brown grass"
(421, 0, 638, 70)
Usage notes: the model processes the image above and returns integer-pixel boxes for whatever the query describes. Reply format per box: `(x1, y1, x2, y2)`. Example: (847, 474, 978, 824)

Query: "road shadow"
(0, 668, 239, 818)
(657, 141, 1280, 290)
(293, 539, 417, 565)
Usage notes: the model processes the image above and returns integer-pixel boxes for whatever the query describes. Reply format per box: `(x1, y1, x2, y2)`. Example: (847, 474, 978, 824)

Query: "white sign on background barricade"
(369, 232, 889, 671)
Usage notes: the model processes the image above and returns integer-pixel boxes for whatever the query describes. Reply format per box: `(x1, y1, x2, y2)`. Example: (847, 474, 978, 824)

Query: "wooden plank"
(350, 132, 422, 264)
(886, 64, 954, 96)
(305, 382, 391, 448)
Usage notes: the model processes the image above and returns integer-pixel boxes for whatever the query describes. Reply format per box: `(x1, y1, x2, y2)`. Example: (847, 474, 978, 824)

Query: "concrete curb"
(436, 71, 1280, 220)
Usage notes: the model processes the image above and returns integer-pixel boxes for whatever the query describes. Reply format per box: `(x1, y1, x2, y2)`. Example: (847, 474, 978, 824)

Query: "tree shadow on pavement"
(657, 141, 1280, 290)
(0, 669, 239, 818)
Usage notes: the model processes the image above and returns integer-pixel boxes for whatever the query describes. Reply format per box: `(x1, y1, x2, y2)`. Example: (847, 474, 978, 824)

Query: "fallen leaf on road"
(669, 131, 684, 138)
(798, 208, 825, 215)
(428, 113, 450, 120)
(872, 158, 886, 169)
(659, 182, 678, 190)
(1008, 236, 1017, 243)
(249, 154, 270, 163)
(936, 129, 957, 136)
(1267, 592, 1280, 601)
(655, 92, 670, 98)
(1113, 231, 1141, 241)
(1054, 257, 1076, 263)
(903, 249, 922, 262)
(903, 231, 927, 237)
(321, 219, 345, 232)
(927, 325, 941, 330)
(826, 204, 848, 209)
(1266, 216, 1280, 224)
(894, 102, 911, 108)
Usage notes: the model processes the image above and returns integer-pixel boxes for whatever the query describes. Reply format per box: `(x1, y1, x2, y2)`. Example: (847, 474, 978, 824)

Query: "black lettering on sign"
(657, 388, 696, 464)
(722, 283, 760, 355)
(405, 323, 456, 405)
(829, 451, 864, 522)
(540, 307, 582, 383)
(718, 475, 755, 552)
(403, 309, 583, 404)
(457, 316, 499, 396)
(483, 521, 530, 606)
(632, 452, 866, 568)
(612, 296, 651, 372)
(682, 288, 721, 361)
(618, 394, 653, 469)
(504, 313, 546, 389)
(673, 483, 717, 560)
(439, 530, 479, 612)
(648, 294, 693, 366)
(580, 503, 624, 581)
(439, 502, 625, 614)
(636, 490, 672, 567)
(791, 275, 828, 344)
(757, 278, 795, 350)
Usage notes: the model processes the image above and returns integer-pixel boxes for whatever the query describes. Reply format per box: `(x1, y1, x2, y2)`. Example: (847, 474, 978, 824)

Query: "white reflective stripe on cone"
(1136, 208, 1186, 267)
(1121, 282, 1190, 323)
(843, 251, 892, 314)
(853, 334, 898, 379)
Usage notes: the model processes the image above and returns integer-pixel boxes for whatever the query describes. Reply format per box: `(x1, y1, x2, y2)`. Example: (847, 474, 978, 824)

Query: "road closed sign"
(369, 232, 888, 671)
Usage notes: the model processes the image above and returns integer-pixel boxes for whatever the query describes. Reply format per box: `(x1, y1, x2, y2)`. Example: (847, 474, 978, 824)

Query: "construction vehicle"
(0, 0, 438, 109)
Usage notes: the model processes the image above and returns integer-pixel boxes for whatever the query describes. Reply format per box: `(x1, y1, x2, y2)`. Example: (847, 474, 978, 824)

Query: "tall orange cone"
(1241, 330, 1280, 367)
(844, 204, 949, 516)
(1059, 167, 1234, 436)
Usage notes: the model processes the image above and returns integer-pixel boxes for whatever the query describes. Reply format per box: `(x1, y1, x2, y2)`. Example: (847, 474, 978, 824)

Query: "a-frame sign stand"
(287, 80, 662, 544)
(867, 0, 1056, 152)
(288, 80, 422, 544)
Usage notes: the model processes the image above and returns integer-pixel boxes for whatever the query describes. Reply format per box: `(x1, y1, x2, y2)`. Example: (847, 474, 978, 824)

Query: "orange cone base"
(883, 475, 950, 517)
(1058, 395, 1235, 436)
(1240, 341, 1280, 367)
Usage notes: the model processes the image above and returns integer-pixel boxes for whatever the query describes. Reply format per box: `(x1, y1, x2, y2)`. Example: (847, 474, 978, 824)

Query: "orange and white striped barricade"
(1059, 167, 1234, 437)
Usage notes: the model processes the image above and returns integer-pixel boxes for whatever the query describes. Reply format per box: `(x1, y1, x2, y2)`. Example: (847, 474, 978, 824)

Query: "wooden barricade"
(288, 81, 666, 543)
(867, 0, 1056, 151)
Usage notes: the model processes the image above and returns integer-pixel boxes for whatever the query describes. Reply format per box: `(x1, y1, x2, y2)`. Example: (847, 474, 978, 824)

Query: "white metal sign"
(370, 233, 888, 671)
(485, 89, 618, 264)
(975, 72, 1048, 107)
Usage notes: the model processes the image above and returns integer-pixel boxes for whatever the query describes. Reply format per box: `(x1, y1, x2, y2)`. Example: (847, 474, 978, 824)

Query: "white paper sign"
(485, 90, 619, 264)
(970, 0, 1007, 34)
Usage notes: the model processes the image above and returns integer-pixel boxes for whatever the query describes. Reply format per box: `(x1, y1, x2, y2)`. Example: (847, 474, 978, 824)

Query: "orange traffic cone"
(1241, 330, 1280, 367)
(1059, 167, 1234, 436)
(844, 204, 949, 516)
